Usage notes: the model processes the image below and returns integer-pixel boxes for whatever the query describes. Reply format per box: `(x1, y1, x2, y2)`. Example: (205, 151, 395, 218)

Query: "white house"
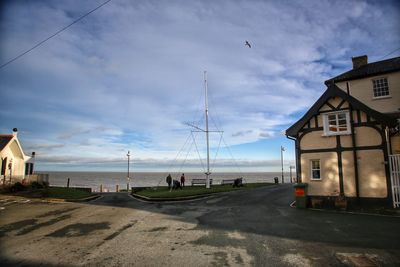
(0, 128, 35, 185)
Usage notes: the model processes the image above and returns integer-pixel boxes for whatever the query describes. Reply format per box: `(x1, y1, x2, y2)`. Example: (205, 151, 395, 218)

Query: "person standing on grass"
(166, 174, 172, 189)
(180, 173, 185, 188)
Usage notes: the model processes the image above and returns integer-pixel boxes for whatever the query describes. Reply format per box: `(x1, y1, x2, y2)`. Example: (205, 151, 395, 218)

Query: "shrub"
(10, 182, 27, 192)
(30, 181, 44, 189)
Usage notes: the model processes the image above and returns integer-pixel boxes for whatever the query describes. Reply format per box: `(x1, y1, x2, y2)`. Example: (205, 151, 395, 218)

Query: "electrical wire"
(0, 0, 113, 70)
(377, 47, 400, 61)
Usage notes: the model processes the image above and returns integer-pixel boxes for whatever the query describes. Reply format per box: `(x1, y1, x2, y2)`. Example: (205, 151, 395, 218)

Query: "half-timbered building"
(286, 56, 400, 208)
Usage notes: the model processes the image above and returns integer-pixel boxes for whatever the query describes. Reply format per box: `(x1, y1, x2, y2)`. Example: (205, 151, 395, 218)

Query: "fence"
(0, 174, 49, 186)
(389, 154, 400, 208)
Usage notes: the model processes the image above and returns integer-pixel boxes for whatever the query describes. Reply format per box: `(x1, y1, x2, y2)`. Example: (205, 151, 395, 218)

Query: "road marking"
(3, 200, 17, 205)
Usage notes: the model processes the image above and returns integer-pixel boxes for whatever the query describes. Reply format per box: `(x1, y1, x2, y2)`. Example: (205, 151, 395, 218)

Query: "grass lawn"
(44, 187, 93, 200)
(134, 183, 275, 199)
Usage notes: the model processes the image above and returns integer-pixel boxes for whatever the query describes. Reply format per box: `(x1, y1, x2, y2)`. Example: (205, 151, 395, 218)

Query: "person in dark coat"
(180, 173, 185, 187)
(166, 174, 172, 189)
(172, 179, 182, 190)
(233, 177, 243, 188)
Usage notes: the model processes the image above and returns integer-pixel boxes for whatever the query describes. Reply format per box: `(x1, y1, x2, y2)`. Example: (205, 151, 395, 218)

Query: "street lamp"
(127, 151, 130, 191)
(280, 146, 285, 184)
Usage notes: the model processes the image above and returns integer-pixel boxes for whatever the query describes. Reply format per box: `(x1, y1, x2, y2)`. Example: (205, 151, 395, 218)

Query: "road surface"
(1, 185, 399, 266)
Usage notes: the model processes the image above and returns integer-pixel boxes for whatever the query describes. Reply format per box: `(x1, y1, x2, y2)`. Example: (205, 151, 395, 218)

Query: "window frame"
(372, 77, 390, 99)
(322, 111, 351, 136)
(310, 159, 321, 181)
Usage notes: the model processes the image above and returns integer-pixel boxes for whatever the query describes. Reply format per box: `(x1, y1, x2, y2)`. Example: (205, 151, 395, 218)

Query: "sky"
(0, 0, 399, 173)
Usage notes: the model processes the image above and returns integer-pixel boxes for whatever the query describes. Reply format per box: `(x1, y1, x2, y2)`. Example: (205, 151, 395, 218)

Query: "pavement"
(0, 184, 399, 266)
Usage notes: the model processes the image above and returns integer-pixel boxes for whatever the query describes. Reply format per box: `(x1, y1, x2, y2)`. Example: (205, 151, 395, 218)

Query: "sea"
(38, 171, 293, 192)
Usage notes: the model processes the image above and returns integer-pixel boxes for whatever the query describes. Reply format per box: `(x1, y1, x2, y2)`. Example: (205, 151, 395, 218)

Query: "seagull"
(245, 40, 251, 48)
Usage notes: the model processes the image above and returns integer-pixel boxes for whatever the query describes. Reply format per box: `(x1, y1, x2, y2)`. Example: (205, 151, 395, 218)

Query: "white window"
(310, 160, 321, 180)
(322, 111, 351, 136)
(372, 78, 390, 98)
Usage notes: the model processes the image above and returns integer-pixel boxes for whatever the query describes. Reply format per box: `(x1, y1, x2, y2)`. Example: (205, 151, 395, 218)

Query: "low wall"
(0, 174, 49, 186)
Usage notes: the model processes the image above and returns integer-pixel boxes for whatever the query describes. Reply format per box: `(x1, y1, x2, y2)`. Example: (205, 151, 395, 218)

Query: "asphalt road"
(1, 185, 399, 266)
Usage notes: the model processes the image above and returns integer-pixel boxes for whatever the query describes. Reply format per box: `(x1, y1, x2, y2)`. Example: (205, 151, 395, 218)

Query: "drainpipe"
(347, 82, 360, 201)
(384, 126, 394, 207)
(286, 135, 300, 183)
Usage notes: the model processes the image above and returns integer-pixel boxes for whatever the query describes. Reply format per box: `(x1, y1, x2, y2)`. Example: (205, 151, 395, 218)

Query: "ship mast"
(204, 71, 211, 189)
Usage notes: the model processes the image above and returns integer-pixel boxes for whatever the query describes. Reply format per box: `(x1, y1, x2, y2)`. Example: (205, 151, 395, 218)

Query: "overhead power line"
(378, 47, 400, 61)
(0, 0, 113, 70)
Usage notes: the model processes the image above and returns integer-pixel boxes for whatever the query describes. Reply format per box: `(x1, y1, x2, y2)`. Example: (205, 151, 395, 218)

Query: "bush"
(10, 182, 27, 192)
(30, 181, 44, 189)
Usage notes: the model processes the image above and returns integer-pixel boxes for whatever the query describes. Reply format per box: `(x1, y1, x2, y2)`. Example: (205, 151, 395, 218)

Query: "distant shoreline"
(41, 171, 295, 192)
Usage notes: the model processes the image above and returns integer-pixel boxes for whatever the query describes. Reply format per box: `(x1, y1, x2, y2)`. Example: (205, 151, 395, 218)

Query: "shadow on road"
(85, 184, 400, 250)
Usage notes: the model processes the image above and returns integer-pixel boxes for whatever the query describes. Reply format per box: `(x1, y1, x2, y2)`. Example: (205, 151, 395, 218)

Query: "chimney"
(12, 128, 18, 137)
(352, 55, 368, 69)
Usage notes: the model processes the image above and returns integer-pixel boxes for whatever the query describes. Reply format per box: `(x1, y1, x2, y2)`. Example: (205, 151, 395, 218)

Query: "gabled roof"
(325, 56, 400, 85)
(0, 135, 14, 151)
(286, 84, 398, 137)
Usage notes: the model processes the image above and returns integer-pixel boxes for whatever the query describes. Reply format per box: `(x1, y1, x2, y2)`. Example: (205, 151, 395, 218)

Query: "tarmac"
(1, 184, 399, 266)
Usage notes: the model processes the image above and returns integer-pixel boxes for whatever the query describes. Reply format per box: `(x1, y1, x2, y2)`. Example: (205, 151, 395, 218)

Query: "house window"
(372, 78, 390, 98)
(323, 111, 351, 136)
(311, 160, 321, 180)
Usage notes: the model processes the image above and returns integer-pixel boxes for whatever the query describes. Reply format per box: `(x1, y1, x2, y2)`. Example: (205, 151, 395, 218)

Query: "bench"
(221, 177, 243, 186)
(191, 178, 213, 186)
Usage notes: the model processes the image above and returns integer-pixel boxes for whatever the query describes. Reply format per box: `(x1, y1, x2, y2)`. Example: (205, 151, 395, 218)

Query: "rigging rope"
(211, 132, 223, 170)
(156, 131, 192, 187)
(176, 135, 196, 179)
(222, 135, 243, 175)
(191, 131, 206, 173)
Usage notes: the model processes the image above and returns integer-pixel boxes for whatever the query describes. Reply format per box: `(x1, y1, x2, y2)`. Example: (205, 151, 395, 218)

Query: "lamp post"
(127, 151, 130, 191)
(280, 146, 285, 184)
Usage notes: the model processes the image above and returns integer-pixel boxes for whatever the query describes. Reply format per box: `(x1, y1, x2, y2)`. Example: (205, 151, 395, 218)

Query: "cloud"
(25, 143, 65, 151)
(232, 130, 253, 137)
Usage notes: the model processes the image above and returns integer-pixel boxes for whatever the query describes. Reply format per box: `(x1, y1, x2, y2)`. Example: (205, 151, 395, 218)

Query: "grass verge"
(134, 183, 274, 199)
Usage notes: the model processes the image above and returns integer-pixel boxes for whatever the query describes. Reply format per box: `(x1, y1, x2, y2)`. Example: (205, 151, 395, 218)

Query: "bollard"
(100, 184, 103, 193)
(67, 178, 70, 188)
(116, 185, 119, 192)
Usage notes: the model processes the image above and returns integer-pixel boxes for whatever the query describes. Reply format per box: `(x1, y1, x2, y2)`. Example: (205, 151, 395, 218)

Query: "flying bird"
(245, 40, 251, 48)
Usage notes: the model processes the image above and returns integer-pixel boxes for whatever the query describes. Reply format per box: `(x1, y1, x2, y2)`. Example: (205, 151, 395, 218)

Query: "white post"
(281, 146, 285, 184)
(204, 71, 211, 189)
(127, 151, 130, 191)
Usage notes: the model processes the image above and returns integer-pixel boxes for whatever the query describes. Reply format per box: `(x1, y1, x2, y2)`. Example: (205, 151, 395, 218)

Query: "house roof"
(0, 135, 14, 151)
(286, 84, 398, 137)
(325, 56, 400, 85)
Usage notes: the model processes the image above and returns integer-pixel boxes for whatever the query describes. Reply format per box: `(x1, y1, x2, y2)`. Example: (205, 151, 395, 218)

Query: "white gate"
(389, 154, 400, 208)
